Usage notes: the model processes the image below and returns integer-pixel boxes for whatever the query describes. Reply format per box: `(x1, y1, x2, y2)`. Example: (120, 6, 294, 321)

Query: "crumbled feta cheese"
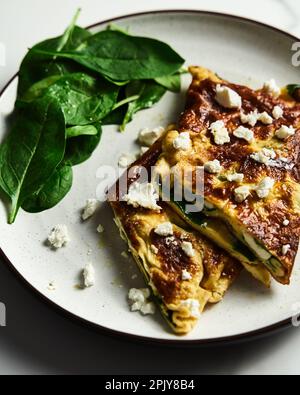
(240, 110, 259, 127)
(47, 282, 56, 291)
(180, 299, 201, 318)
(97, 224, 104, 233)
(233, 126, 254, 143)
(140, 302, 156, 315)
(181, 241, 195, 258)
(182, 269, 192, 281)
(204, 159, 223, 174)
(258, 112, 273, 125)
(154, 222, 173, 237)
(283, 219, 290, 226)
(215, 85, 242, 109)
(82, 199, 99, 221)
(275, 125, 296, 140)
(140, 146, 149, 156)
(209, 120, 230, 145)
(151, 245, 159, 254)
(124, 182, 161, 211)
(227, 173, 244, 183)
(282, 244, 291, 256)
(272, 106, 283, 120)
(118, 153, 137, 168)
(48, 225, 70, 249)
(83, 262, 95, 288)
(255, 177, 275, 199)
(138, 126, 165, 147)
(234, 186, 251, 203)
(263, 79, 281, 98)
(173, 132, 192, 151)
(128, 288, 155, 315)
(250, 148, 276, 165)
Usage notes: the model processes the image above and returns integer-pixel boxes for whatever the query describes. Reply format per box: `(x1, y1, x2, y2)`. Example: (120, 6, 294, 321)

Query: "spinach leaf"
(121, 80, 166, 131)
(20, 73, 119, 126)
(0, 97, 66, 223)
(66, 125, 98, 138)
(287, 84, 300, 101)
(64, 123, 102, 166)
(56, 8, 82, 52)
(31, 30, 185, 81)
(22, 164, 73, 213)
(155, 73, 181, 93)
(20, 75, 62, 102)
(17, 25, 91, 98)
(102, 106, 127, 125)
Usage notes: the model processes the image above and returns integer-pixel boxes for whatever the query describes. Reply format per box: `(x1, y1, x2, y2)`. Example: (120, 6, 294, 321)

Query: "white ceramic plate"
(1, 11, 300, 345)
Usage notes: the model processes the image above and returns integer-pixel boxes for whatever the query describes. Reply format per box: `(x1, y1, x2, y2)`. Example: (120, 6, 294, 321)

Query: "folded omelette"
(154, 67, 300, 285)
(109, 139, 241, 334)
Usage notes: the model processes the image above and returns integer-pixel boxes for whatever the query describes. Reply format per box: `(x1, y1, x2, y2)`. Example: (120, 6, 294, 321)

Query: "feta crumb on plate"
(83, 262, 95, 288)
(47, 282, 56, 291)
(123, 182, 161, 211)
(215, 85, 242, 109)
(154, 222, 173, 237)
(173, 132, 192, 151)
(128, 288, 156, 315)
(48, 225, 70, 249)
(283, 219, 290, 227)
(118, 153, 137, 168)
(82, 199, 99, 221)
(138, 126, 165, 147)
(97, 224, 104, 233)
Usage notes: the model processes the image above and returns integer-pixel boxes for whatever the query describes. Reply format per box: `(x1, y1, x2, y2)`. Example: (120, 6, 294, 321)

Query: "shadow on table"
(0, 257, 298, 375)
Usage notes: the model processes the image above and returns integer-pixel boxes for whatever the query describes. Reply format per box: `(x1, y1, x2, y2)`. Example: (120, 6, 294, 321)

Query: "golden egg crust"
(109, 139, 241, 334)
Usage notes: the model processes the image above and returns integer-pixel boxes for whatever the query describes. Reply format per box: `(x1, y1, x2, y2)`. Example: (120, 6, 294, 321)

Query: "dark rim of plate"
(0, 9, 298, 347)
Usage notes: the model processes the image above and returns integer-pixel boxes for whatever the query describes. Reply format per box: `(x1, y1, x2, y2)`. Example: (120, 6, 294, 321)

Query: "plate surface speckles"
(0, 11, 300, 344)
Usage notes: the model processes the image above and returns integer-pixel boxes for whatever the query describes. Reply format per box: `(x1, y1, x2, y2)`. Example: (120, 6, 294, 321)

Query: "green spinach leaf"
(287, 84, 300, 101)
(20, 73, 119, 126)
(17, 25, 91, 98)
(66, 125, 98, 138)
(155, 73, 181, 93)
(0, 97, 66, 223)
(121, 80, 166, 131)
(22, 164, 73, 213)
(64, 123, 102, 166)
(31, 30, 185, 82)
